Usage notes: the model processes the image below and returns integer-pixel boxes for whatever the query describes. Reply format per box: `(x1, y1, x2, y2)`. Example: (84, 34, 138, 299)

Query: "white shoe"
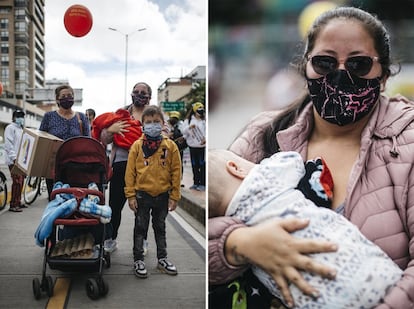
(104, 239, 117, 253)
(157, 258, 178, 275)
(134, 260, 148, 278)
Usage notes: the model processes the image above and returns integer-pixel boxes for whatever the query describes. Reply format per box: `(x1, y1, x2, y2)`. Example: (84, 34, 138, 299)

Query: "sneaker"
(157, 258, 178, 275)
(143, 239, 148, 256)
(8, 206, 22, 212)
(19, 204, 28, 208)
(104, 239, 117, 253)
(134, 260, 148, 278)
(189, 185, 198, 190)
(196, 185, 205, 191)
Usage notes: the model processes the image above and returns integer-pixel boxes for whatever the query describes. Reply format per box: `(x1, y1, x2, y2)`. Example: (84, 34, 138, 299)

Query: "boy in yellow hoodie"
(124, 105, 181, 278)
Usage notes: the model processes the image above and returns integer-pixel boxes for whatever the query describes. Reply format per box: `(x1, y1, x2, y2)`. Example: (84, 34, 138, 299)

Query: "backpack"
(172, 124, 187, 151)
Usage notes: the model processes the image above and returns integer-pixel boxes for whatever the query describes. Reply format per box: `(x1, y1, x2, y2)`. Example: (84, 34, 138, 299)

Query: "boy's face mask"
(143, 122, 162, 138)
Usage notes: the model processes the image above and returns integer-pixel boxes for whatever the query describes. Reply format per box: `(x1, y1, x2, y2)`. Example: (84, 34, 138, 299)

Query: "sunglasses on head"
(309, 55, 379, 77)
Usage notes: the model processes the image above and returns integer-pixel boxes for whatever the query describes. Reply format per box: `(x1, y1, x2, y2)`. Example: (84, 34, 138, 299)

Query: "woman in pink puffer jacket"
(209, 7, 414, 309)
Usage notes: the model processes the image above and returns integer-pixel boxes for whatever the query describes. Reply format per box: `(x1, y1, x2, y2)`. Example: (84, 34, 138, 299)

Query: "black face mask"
(169, 119, 178, 126)
(59, 97, 74, 109)
(196, 109, 205, 117)
(306, 70, 381, 126)
(132, 93, 150, 107)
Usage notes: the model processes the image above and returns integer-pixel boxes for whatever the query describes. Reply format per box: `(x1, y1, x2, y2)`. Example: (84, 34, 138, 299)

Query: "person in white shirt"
(182, 102, 206, 191)
(4, 109, 26, 212)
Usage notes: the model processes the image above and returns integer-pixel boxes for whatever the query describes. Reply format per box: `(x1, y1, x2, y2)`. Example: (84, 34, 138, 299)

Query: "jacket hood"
(372, 95, 414, 139)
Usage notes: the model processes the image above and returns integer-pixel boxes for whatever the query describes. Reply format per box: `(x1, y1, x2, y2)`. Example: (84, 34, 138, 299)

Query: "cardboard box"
(14, 128, 63, 178)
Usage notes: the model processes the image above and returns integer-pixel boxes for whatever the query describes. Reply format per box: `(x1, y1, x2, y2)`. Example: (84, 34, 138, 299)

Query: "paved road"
(0, 164, 206, 308)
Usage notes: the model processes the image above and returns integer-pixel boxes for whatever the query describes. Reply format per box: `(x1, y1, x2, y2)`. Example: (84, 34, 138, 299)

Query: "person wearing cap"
(182, 102, 206, 191)
(168, 111, 186, 186)
(4, 109, 27, 212)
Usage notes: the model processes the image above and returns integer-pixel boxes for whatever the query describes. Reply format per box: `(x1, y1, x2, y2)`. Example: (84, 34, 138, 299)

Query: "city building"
(0, 0, 45, 100)
(27, 78, 83, 111)
(157, 65, 206, 113)
(0, 0, 47, 134)
(0, 1, 84, 137)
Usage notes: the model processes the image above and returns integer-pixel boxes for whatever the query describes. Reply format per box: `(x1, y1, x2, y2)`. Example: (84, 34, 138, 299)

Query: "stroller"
(33, 136, 112, 300)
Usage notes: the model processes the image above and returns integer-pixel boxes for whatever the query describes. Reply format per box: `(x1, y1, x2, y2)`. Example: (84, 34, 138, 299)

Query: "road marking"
(169, 211, 205, 249)
(46, 277, 70, 309)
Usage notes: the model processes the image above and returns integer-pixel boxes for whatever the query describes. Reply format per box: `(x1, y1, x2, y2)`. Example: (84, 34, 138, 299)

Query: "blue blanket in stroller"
(34, 182, 112, 247)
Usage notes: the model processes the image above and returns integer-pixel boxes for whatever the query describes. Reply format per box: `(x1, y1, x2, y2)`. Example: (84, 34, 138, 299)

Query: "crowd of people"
(2, 78, 204, 283)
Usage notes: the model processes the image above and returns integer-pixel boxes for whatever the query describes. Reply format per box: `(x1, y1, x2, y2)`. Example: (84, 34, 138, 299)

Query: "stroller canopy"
(54, 136, 111, 188)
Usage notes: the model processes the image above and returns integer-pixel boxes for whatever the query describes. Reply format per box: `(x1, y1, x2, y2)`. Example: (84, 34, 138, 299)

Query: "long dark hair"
(259, 6, 397, 161)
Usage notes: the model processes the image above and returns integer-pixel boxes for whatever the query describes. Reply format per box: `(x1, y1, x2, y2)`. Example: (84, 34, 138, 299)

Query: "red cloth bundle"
(92, 108, 142, 149)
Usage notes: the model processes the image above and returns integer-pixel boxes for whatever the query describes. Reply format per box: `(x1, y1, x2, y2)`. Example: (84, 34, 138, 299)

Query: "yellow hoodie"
(124, 135, 182, 202)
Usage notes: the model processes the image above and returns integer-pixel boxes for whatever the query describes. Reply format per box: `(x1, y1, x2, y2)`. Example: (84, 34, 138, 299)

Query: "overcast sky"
(44, 0, 207, 115)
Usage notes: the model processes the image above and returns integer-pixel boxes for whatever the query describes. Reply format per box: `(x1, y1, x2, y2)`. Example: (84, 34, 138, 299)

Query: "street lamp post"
(108, 27, 147, 106)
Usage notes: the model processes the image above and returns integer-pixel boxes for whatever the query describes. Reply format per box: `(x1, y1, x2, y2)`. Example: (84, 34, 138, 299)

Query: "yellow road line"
(46, 277, 71, 309)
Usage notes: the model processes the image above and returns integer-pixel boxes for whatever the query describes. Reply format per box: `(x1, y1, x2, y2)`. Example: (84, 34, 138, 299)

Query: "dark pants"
(189, 147, 205, 186)
(110, 161, 148, 241)
(109, 161, 128, 240)
(179, 150, 184, 177)
(133, 191, 169, 261)
(8, 165, 24, 207)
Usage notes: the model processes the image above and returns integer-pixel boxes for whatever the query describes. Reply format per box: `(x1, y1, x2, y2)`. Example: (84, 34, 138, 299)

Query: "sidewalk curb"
(179, 188, 205, 226)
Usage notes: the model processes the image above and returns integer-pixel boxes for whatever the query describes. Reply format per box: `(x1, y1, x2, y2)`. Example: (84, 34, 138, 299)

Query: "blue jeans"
(133, 191, 169, 261)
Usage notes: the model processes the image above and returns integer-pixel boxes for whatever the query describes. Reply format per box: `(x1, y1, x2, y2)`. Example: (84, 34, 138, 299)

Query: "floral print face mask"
(306, 70, 381, 126)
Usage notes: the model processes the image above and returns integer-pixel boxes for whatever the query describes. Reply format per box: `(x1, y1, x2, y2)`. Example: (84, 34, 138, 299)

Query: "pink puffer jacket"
(209, 96, 414, 309)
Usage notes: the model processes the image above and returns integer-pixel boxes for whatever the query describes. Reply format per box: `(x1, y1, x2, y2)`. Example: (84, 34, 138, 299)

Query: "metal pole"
(108, 27, 147, 106)
(124, 34, 128, 106)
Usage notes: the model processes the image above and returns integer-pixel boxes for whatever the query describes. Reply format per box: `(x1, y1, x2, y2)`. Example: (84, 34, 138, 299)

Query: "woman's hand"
(225, 217, 338, 308)
(107, 120, 130, 136)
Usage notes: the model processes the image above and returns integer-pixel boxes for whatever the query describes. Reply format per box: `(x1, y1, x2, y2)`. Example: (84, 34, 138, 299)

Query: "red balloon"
(63, 5, 93, 37)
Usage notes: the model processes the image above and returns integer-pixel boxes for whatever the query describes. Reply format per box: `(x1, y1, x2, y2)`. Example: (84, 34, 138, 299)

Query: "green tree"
(183, 81, 206, 116)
